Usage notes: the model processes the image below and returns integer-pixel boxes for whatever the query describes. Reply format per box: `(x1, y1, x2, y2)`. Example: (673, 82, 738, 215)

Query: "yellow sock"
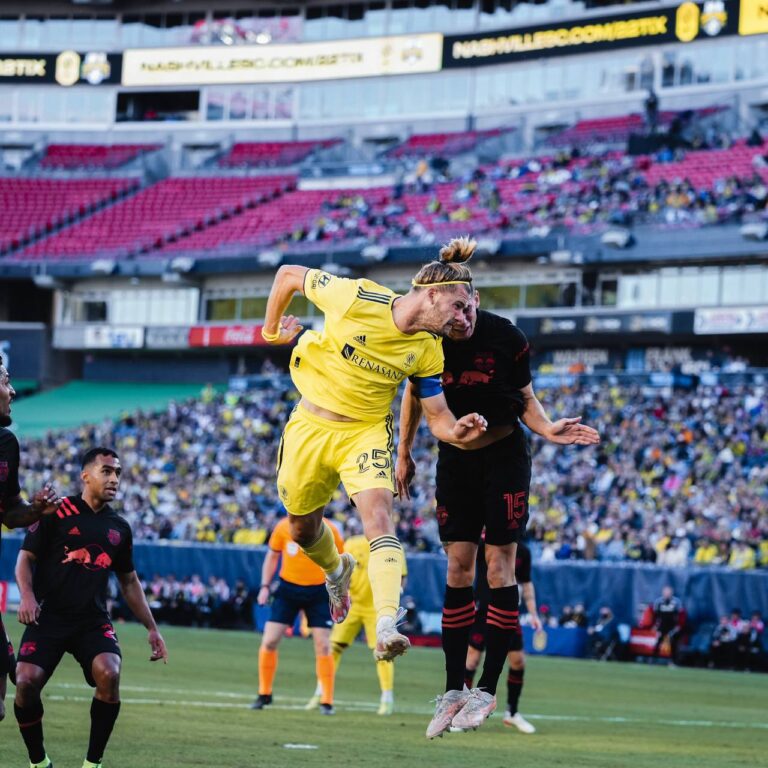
(301, 521, 342, 574)
(331, 642, 344, 670)
(376, 659, 394, 694)
(258, 647, 278, 695)
(316, 654, 335, 705)
(368, 535, 403, 623)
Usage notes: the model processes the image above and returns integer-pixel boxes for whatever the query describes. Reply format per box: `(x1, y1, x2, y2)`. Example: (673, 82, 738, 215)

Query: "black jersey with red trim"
(21, 494, 134, 617)
(441, 310, 531, 429)
(0, 427, 21, 557)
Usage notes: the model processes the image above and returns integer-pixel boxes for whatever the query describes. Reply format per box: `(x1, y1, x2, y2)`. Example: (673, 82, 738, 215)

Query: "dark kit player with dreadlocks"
(14, 448, 168, 768)
(0, 359, 63, 724)
(397, 264, 600, 738)
(261, 237, 487, 662)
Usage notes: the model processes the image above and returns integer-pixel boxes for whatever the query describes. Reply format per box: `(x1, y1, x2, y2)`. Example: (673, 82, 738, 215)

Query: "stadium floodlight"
(740, 222, 768, 241)
(475, 238, 501, 256)
(361, 245, 388, 262)
(170, 256, 196, 273)
(601, 229, 634, 249)
(32, 274, 64, 290)
(257, 250, 282, 268)
(91, 259, 117, 275)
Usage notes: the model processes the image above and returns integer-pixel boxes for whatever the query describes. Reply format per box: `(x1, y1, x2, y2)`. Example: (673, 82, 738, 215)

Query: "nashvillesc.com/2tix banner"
(443, 1, 740, 67)
(121, 34, 443, 87)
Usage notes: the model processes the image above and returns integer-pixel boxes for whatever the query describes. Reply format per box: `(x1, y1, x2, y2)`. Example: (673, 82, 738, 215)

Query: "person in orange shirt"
(251, 516, 344, 715)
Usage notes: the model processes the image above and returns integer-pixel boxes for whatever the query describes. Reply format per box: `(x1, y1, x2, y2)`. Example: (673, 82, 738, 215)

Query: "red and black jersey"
(441, 310, 531, 430)
(22, 494, 134, 618)
(0, 427, 21, 556)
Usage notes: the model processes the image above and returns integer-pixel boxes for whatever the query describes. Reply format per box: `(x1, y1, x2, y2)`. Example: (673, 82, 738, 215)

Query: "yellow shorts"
(276, 404, 395, 517)
(331, 607, 377, 650)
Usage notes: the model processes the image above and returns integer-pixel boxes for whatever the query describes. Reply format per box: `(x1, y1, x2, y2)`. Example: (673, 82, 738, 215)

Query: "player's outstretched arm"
(257, 549, 280, 606)
(16, 549, 40, 625)
(116, 570, 168, 663)
(419, 392, 487, 448)
(519, 383, 600, 446)
(2, 482, 63, 529)
(261, 265, 308, 344)
(395, 380, 423, 500)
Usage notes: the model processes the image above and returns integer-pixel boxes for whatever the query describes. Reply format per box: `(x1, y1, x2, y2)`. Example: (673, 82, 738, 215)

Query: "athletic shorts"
(435, 427, 531, 546)
(16, 611, 121, 686)
(468, 604, 524, 653)
(269, 579, 332, 629)
(331, 607, 377, 651)
(276, 404, 395, 516)
(0, 614, 16, 682)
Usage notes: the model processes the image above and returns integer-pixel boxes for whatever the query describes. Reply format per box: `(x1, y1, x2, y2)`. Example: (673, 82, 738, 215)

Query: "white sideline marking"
(46, 682, 378, 708)
(283, 744, 318, 750)
(42, 691, 768, 731)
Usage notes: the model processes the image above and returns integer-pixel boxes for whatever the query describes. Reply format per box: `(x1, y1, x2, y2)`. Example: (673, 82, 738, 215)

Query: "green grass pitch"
(2, 623, 765, 767)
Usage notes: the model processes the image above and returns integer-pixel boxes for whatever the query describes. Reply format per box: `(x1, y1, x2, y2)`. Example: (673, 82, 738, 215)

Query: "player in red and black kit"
(397, 281, 599, 738)
(14, 447, 168, 768)
(0, 360, 63, 724)
(464, 539, 540, 734)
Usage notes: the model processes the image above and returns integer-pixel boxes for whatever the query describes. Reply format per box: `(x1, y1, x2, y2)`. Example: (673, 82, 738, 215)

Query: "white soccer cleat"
(425, 687, 471, 739)
(503, 710, 536, 734)
(325, 552, 356, 624)
(451, 688, 496, 730)
(374, 607, 410, 661)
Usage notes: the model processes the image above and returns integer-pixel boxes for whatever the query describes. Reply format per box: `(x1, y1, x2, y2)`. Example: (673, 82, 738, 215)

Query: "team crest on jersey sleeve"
(107, 529, 122, 546)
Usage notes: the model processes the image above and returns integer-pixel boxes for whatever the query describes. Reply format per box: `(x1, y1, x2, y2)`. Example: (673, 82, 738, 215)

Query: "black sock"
(507, 667, 525, 714)
(441, 586, 475, 692)
(87, 698, 121, 764)
(15, 700, 46, 764)
(463, 667, 477, 689)
(477, 585, 519, 696)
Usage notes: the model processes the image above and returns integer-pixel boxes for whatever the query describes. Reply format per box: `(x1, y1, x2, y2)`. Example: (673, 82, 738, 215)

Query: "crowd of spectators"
(709, 609, 765, 670)
(277, 131, 768, 250)
(110, 573, 253, 629)
(14, 377, 767, 569)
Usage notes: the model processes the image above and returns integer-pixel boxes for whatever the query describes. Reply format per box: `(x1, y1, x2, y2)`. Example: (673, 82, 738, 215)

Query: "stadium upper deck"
(0, 0, 764, 137)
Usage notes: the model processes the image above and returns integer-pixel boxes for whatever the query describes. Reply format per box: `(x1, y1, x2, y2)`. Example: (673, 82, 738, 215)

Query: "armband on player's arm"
(408, 374, 443, 399)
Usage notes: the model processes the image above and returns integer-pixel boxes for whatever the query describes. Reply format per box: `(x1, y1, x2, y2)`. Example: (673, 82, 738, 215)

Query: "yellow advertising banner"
(122, 34, 443, 86)
(739, 0, 768, 34)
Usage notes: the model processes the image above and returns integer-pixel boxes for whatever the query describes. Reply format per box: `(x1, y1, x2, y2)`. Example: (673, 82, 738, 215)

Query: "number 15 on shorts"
(504, 491, 527, 529)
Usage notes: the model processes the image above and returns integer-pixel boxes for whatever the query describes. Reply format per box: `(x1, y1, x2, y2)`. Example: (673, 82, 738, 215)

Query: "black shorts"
(435, 427, 531, 546)
(468, 604, 524, 653)
(0, 614, 16, 681)
(269, 579, 332, 629)
(16, 611, 121, 686)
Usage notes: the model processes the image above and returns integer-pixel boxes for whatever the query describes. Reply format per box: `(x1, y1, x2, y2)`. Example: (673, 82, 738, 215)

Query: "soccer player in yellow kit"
(261, 238, 487, 661)
(307, 534, 407, 714)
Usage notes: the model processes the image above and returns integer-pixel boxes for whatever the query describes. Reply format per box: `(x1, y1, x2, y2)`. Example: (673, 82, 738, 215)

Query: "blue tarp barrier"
(2, 537, 766, 626)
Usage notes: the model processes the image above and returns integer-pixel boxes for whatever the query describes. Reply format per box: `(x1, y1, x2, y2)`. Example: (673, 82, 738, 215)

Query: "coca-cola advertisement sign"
(189, 325, 269, 348)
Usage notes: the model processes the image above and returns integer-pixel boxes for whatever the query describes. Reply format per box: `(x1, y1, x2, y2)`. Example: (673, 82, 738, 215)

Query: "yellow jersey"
(291, 269, 444, 422)
(344, 534, 408, 609)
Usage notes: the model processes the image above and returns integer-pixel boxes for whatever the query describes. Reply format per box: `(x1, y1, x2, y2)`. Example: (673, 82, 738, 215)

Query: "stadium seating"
(217, 139, 340, 168)
(0, 178, 139, 254)
(389, 128, 507, 158)
(40, 143, 161, 170)
(14, 176, 295, 260)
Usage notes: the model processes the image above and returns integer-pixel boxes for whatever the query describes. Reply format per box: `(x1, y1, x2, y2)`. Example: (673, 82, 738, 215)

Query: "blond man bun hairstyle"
(412, 235, 476, 290)
(438, 235, 476, 265)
